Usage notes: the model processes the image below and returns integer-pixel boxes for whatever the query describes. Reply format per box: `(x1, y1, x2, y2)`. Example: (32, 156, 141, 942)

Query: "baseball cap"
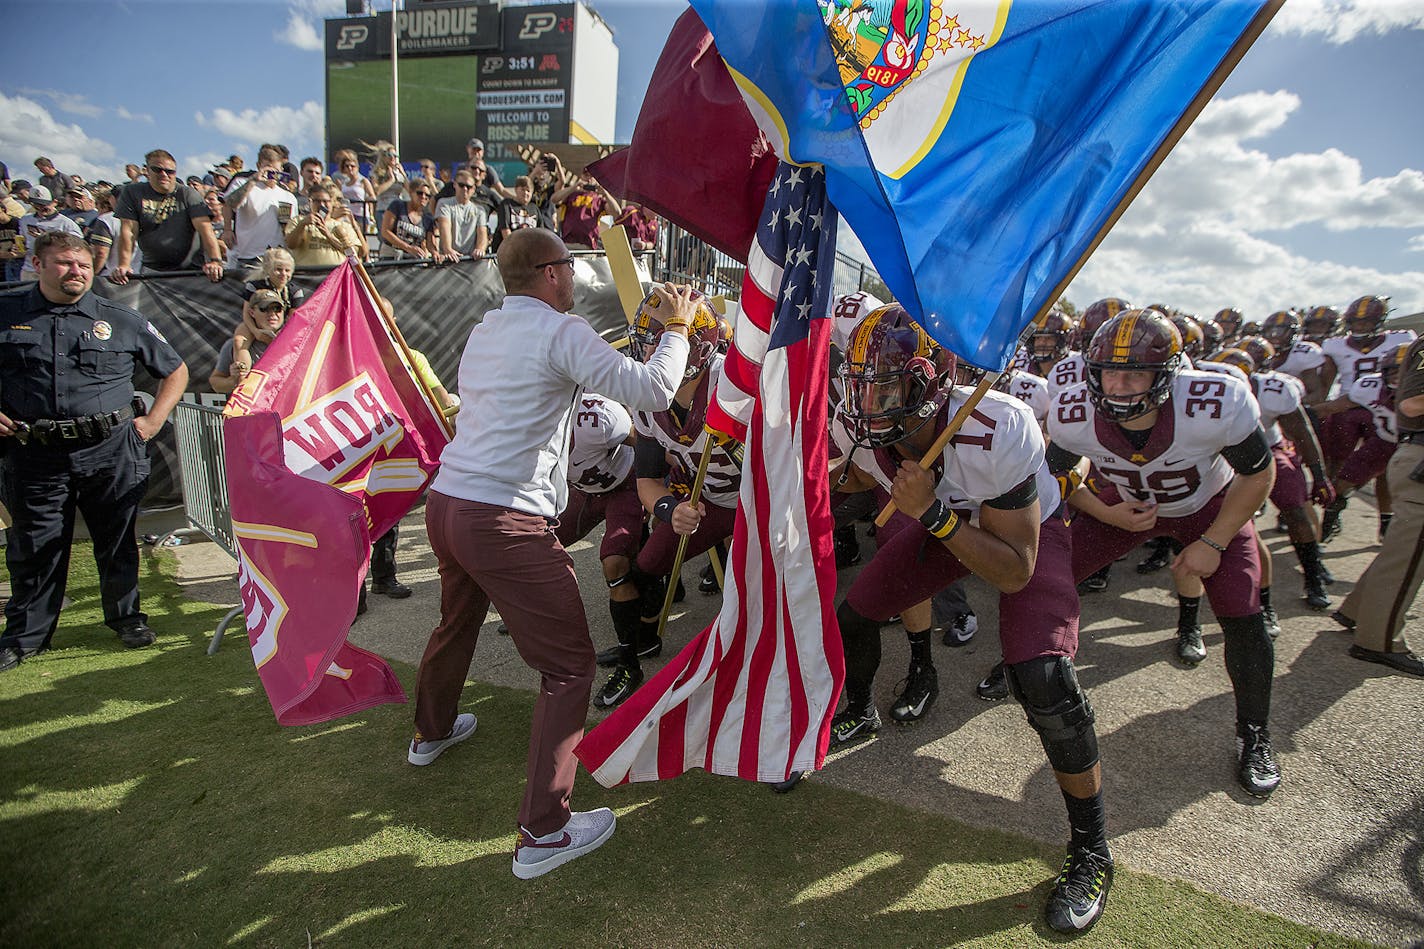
(466, 137, 484, 150)
(11, 179, 32, 193)
(29, 185, 54, 204)
(249, 289, 286, 310)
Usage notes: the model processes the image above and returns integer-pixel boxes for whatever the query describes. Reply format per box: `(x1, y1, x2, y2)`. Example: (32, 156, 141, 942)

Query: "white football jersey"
(829, 290, 885, 354)
(1274, 340, 1325, 379)
(1001, 369, 1050, 425)
(1348, 373, 1397, 443)
(1049, 368, 1261, 518)
(1044, 352, 1087, 397)
(634, 354, 742, 508)
(833, 388, 1057, 524)
(1192, 356, 1250, 385)
(1323, 330, 1417, 392)
(1008, 345, 1034, 374)
(1249, 369, 1304, 447)
(567, 394, 634, 495)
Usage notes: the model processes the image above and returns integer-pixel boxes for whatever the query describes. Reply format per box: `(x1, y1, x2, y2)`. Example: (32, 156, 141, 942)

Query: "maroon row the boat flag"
(222, 260, 450, 725)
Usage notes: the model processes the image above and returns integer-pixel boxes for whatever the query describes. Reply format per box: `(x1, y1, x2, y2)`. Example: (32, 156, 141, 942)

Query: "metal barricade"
(161, 401, 244, 654)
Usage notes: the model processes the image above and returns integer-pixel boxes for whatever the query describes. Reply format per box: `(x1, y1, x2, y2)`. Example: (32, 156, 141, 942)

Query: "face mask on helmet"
(840, 304, 957, 448)
(1344, 295, 1389, 340)
(1031, 310, 1074, 363)
(1085, 309, 1184, 422)
(628, 288, 721, 380)
(1215, 308, 1244, 337)
(1303, 306, 1339, 339)
(1241, 337, 1275, 370)
(1262, 311, 1297, 349)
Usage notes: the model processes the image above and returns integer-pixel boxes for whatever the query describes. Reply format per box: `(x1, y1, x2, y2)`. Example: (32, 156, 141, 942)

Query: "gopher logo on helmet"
(627, 288, 721, 381)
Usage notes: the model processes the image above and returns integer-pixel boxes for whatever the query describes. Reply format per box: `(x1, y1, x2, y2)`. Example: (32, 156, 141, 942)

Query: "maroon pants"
(1320, 406, 1373, 466)
(1338, 432, 1396, 487)
(1269, 442, 1308, 512)
(416, 491, 595, 837)
(846, 510, 1080, 665)
(636, 500, 739, 575)
(554, 475, 645, 561)
(1070, 489, 1261, 617)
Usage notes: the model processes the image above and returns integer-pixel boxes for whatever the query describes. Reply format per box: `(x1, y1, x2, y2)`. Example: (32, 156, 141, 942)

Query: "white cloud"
(1064, 89, 1424, 317)
(1408, 235, 1424, 253)
(180, 151, 231, 180)
(18, 87, 103, 118)
(116, 106, 154, 124)
(1268, 0, 1424, 44)
(195, 101, 324, 154)
(277, 0, 345, 50)
(0, 92, 121, 183)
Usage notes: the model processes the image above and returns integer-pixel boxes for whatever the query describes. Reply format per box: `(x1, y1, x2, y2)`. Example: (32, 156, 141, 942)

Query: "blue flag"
(689, 0, 1276, 369)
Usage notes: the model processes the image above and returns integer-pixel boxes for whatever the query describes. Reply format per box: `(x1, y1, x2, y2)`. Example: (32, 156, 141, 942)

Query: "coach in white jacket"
(408, 227, 697, 880)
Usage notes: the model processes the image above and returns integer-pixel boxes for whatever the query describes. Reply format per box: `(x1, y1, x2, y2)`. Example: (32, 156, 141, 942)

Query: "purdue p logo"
(519, 11, 556, 39)
(335, 24, 369, 50)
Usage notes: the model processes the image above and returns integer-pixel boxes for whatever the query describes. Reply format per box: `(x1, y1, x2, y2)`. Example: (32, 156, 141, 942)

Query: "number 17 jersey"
(1048, 368, 1260, 518)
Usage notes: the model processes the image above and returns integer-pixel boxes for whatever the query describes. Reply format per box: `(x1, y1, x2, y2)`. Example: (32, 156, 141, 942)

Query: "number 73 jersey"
(1048, 368, 1261, 518)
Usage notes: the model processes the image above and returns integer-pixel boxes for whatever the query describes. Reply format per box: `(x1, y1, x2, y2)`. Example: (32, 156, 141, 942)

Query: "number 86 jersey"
(1048, 368, 1261, 518)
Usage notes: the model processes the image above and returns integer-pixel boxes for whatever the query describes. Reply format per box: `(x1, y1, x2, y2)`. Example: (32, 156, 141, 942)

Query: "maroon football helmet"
(1303, 305, 1339, 342)
(1214, 307, 1244, 344)
(1200, 319, 1225, 353)
(840, 304, 957, 447)
(628, 287, 721, 380)
(1214, 348, 1255, 375)
(1343, 295, 1390, 340)
(1169, 313, 1206, 359)
(1241, 337, 1276, 371)
(1261, 310, 1298, 350)
(1085, 309, 1184, 421)
(1077, 297, 1132, 351)
(1031, 307, 1076, 364)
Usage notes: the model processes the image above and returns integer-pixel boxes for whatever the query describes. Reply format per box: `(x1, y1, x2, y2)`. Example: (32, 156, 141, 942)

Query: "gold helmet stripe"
(1111, 312, 1139, 362)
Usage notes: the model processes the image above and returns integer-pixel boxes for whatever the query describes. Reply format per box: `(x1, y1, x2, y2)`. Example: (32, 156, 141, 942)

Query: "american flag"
(575, 162, 843, 784)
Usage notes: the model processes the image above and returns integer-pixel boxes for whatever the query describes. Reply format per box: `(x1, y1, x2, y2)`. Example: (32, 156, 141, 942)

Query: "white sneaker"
(512, 808, 617, 879)
(407, 713, 477, 766)
(942, 611, 978, 647)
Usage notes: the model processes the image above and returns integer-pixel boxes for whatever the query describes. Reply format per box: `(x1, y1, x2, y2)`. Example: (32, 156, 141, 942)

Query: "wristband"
(918, 499, 962, 541)
(1197, 534, 1227, 553)
(653, 494, 679, 524)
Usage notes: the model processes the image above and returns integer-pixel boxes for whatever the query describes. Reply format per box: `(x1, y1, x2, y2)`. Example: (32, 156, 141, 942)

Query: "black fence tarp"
(73, 252, 649, 506)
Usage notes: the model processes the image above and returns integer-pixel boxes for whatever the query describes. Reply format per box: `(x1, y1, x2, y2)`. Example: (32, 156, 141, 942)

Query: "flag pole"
(654, 430, 717, 642)
(873, 314, 1042, 528)
(347, 254, 456, 439)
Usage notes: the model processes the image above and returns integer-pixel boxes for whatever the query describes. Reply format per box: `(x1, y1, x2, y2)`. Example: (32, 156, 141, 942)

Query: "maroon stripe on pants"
(1070, 489, 1261, 618)
(417, 491, 595, 837)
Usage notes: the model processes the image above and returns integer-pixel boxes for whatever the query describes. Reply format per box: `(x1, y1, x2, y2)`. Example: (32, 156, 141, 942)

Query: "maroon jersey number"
(1098, 464, 1203, 505)
(1056, 389, 1089, 425)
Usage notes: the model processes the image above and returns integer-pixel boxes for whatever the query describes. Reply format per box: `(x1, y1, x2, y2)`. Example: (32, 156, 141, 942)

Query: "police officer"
(0, 231, 188, 671)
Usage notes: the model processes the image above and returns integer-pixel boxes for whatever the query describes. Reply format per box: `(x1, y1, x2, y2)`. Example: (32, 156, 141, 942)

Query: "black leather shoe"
(0, 647, 23, 672)
(596, 638, 662, 667)
(768, 772, 805, 793)
(1329, 610, 1355, 631)
(116, 623, 156, 649)
(371, 580, 413, 599)
(1348, 645, 1424, 677)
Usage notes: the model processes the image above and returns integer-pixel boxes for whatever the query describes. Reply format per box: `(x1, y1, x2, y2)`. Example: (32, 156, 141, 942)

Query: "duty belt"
(1399, 430, 1424, 446)
(12, 405, 136, 447)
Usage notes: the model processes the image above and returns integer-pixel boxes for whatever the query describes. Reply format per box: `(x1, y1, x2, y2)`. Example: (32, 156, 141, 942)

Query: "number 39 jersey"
(833, 388, 1057, 524)
(568, 394, 634, 494)
(1048, 368, 1261, 518)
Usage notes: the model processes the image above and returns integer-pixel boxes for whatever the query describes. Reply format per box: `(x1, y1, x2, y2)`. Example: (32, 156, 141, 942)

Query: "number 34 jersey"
(1048, 368, 1261, 519)
(568, 394, 634, 494)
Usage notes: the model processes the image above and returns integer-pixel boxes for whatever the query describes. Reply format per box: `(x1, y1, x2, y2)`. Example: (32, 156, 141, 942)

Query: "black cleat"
(1261, 604, 1281, 640)
(1176, 623, 1206, 666)
(976, 661, 1008, 701)
(371, 580, 413, 599)
(1136, 545, 1172, 574)
(0, 647, 22, 673)
(594, 664, 644, 709)
(1303, 573, 1331, 611)
(1320, 507, 1343, 545)
(940, 611, 978, 647)
(698, 562, 720, 595)
(1236, 725, 1282, 798)
(889, 661, 939, 723)
(1044, 848, 1114, 933)
(830, 704, 882, 744)
(596, 637, 662, 668)
(768, 772, 805, 793)
(1077, 566, 1110, 594)
(1318, 563, 1336, 585)
(833, 524, 862, 569)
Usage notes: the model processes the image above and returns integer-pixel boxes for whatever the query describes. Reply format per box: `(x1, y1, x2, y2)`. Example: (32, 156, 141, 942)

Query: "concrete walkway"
(169, 493, 1423, 947)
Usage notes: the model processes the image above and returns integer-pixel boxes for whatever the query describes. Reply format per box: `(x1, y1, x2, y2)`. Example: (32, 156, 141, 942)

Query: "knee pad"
(1006, 656, 1099, 774)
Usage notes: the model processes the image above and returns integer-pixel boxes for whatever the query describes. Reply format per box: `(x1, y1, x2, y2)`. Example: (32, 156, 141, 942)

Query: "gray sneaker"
(512, 808, 617, 879)
(407, 713, 477, 766)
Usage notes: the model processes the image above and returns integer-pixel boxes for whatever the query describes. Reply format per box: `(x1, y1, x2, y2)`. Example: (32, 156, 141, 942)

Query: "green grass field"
(0, 547, 1377, 947)
(327, 56, 479, 168)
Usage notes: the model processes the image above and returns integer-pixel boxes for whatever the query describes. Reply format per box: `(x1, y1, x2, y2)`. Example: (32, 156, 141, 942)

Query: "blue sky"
(3, 0, 1422, 318)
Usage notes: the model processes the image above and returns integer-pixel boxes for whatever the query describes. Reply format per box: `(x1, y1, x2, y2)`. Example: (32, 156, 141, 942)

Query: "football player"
(829, 305, 1113, 933)
(597, 288, 739, 708)
(1260, 310, 1328, 403)
(1048, 310, 1281, 800)
(1313, 342, 1409, 543)
(1214, 307, 1245, 349)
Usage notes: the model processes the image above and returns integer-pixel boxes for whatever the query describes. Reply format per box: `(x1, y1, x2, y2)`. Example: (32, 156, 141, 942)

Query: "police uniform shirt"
(0, 286, 182, 422)
(1049, 368, 1260, 519)
(1397, 337, 1424, 436)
